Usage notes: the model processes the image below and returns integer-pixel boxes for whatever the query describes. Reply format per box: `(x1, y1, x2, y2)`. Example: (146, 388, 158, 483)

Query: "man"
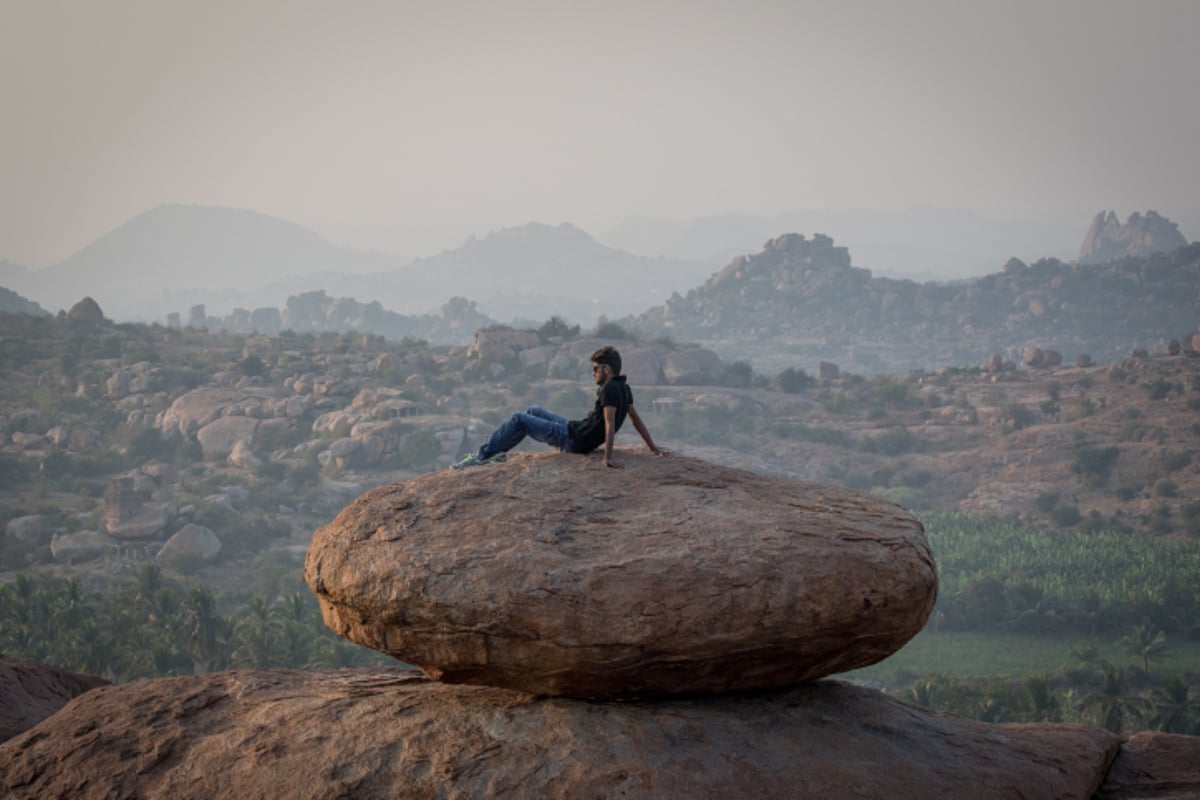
(453, 345, 669, 469)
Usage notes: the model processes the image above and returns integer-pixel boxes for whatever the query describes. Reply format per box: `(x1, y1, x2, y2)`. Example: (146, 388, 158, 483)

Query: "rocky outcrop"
(1095, 731, 1200, 799)
(1079, 210, 1188, 265)
(0, 655, 107, 743)
(0, 667, 1122, 799)
(304, 452, 936, 698)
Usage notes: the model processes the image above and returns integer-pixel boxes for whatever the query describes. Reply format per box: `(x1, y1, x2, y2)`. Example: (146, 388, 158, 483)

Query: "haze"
(2, 0, 1198, 268)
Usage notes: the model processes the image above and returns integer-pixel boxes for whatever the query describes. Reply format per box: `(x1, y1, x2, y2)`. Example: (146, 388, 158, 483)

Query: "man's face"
(592, 363, 611, 385)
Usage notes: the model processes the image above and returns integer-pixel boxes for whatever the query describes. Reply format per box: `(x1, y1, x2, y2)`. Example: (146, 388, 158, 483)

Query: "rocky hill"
(629, 229, 1200, 376)
(0, 287, 46, 317)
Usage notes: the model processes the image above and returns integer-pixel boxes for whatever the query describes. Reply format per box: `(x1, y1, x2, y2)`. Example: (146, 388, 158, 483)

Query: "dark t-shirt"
(567, 376, 633, 453)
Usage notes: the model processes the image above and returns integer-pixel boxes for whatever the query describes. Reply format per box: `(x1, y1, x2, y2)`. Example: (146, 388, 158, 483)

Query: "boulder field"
(303, 451, 937, 698)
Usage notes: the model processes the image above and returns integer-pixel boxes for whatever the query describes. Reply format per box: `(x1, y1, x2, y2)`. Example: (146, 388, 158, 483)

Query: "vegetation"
(0, 565, 395, 681)
(847, 513, 1200, 734)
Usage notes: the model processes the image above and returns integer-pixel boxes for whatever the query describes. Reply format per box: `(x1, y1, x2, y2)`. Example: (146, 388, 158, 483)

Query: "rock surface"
(1095, 731, 1200, 799)
(304, 452, 937, 698)
(0, 668, 1120, 799)
(0, 655, 108, 743)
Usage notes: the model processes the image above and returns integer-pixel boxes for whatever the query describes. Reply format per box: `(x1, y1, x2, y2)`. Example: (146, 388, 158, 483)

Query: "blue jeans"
(478, 406, 571, 459)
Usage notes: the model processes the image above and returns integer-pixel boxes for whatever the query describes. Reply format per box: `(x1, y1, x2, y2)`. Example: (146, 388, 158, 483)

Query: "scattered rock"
(0, 668, 1120, 799)
(304, 452, 936, 698)
(0, 654, 107, 744)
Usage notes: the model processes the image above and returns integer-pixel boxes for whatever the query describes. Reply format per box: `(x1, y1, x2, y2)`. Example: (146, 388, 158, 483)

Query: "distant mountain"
(164, 221, 715, 327)
(627, 232, 1200, 376)
(23, 205, 408, 320)
(352, 222, 714, 324)
(600, 208, 1082, 281)
(19, 207, 714, 328)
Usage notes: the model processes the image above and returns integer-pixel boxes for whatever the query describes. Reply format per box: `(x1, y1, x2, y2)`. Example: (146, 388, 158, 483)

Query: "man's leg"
(478, 410, 568, 459)
(525, 406, 568, 426)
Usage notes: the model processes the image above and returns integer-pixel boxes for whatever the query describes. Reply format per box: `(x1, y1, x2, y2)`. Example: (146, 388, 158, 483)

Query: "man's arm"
(603, 404, 670, 468)
(627, 405, 669, 456)
(602, 405, 621, 468)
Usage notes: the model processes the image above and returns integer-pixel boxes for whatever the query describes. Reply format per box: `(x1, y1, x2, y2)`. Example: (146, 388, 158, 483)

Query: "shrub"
(778, 367, 813, 394)
(1154, 479, 1179, 498)
(1034, 492, 1060, 514)
(1143, 379, 1174, 401)
(1161, 451, 1191, 473)
(864, 425, 917, 455)
(538, 316, 580, 340)
(593, 320, 630, 340)
(237, 355, 267, 377)
(1052, 504, 1083, 528)
(724, 361, 754, 389)
(1070, 439, 1119, 486)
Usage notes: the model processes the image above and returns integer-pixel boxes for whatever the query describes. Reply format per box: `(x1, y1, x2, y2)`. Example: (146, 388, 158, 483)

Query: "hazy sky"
(3, 0, 1197, 266)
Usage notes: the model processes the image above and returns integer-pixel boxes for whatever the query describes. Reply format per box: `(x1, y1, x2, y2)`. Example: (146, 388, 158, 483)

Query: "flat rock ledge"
(0, 668, 1120, 800)
(304, 451, 937, 698)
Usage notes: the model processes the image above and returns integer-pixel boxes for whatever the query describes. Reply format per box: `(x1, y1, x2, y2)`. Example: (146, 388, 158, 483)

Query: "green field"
(848, 629, 1200, 686)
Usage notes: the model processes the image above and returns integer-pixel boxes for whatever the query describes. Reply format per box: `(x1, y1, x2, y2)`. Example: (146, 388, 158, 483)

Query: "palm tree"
(1119, 621, 1168, 674)
(1024, 674, 1062, 723)
(180, 586, 231, 674)
(1078, 665, 1145, 733)
(1149, 676, 1199, 735)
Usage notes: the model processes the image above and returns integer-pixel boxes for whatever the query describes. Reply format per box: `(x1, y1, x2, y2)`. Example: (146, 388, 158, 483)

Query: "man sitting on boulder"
(453, 345, 669, 469)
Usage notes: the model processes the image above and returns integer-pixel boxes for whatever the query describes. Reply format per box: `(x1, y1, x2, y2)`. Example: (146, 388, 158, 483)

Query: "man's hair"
(591, 346, 622, 375)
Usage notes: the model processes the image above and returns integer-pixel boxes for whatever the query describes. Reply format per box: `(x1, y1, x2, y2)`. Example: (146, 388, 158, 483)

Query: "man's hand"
(604, 458, 625, 469)
(649, 446, 671, 457)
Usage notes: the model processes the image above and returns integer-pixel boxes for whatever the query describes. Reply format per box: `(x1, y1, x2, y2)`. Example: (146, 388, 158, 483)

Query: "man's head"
(591, 346, 621, 384)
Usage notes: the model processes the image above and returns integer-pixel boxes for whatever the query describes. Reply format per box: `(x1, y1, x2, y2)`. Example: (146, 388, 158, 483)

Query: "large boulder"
(4, 515, 48, 544)
(195, 416, 260, 459)
(49, 530, 118, 563)
(0, 655, 107, 744)
(157, 523, 222, 566)
(304, 452, 937, 698)
(158, 388, 267, 439)
(0, 668, 1120, 799)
